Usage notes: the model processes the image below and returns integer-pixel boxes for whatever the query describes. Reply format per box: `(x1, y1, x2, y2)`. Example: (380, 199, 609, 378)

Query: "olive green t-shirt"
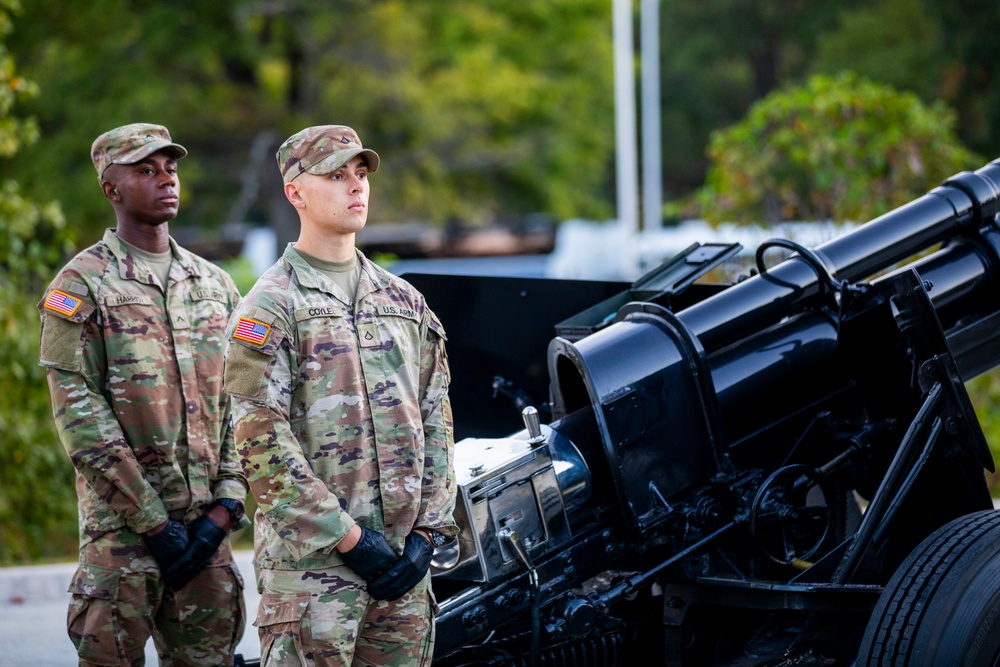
(117, 235, 173, 292)
(292, 246, 361, 301)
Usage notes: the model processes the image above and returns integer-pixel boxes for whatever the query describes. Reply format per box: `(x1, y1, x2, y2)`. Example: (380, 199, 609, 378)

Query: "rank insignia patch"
(234, 317, 271, 345)
(44, 290, 82, 317)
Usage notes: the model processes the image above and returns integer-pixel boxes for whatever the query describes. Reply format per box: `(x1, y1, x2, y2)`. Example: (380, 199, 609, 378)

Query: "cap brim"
(115, 140, 188, 166)
(305, 148, 380, 175)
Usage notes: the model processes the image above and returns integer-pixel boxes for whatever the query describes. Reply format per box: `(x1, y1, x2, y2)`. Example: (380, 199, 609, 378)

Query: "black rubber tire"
(857, 509, 1000, 666)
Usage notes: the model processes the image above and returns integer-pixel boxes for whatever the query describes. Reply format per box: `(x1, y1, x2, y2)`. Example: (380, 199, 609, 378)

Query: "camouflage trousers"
(255, 565, 435, 666)
(67, 528, 246, 667)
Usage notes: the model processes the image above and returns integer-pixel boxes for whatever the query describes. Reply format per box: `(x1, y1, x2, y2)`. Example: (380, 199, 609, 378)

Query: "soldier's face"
(293, 155, 370, 236)
(109, 150, 180, 225)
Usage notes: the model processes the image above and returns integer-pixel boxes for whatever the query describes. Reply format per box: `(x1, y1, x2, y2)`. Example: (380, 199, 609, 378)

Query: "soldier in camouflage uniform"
(223, 125, 457, 666)
(39, 123, 249, 666)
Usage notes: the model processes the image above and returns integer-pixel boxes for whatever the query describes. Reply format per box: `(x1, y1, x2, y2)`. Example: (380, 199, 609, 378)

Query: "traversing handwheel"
(749, 465, 832, 566)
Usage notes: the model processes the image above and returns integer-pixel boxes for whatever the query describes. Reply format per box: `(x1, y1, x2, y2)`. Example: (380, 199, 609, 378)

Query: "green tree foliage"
(968, 372, 1000, 495)
(657, 0, 867, 195)
(333, 1, 615, 225)
(923, 0, 1000, 157)
(0, 0, 77, 564)
(6, 0, 276, 245)
(656, 0, 999, 199)
(812, 0, 944, 101)
(697, 73, 981, 224)
(7, 0, 615, 248)
(11, 0, 998, 231)
(809, 0, 1000, 160)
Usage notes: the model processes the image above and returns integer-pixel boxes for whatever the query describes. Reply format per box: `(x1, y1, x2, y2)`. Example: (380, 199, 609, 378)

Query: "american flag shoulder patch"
(44, 290, 83, 317)
(234, 317, 271, 346)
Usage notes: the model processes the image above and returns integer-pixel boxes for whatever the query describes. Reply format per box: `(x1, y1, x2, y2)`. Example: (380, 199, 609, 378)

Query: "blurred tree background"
(696, 72, 981, 224)
(0, 0, 76, 562)
(5, 0, 617, 249)
(2, 0, 1000, 563)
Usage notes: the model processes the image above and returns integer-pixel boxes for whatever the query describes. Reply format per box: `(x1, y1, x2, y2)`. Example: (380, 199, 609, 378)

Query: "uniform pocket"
(38, 292, 97, 372)
(66, 565, 121, 666)
(188, 287, 230, 327)
(257, 591, 312, 666)
(225, 311, 286, 401)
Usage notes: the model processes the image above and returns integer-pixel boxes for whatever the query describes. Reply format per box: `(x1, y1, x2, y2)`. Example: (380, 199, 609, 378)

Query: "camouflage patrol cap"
(276, 125, 380, 184)
(91, 123, 188, 181)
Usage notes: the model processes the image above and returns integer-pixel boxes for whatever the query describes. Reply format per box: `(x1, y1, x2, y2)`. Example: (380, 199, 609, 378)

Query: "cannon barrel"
(704, 220, 1000, 450)
(547, 160, 1000, 496)
(681, 159, 1000, 353)
(418, 158, 1000, 666)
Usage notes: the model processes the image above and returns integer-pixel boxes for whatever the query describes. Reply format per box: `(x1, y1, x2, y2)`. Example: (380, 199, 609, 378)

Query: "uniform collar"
(282, 243, 387, 305)
(103, 228, 200, 284)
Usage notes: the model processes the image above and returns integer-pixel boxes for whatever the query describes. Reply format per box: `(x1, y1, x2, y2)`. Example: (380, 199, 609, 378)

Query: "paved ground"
(0, 551, 261, 666)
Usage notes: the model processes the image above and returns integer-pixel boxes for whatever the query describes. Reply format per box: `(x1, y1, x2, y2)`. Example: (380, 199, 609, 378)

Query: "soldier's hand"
(340, 526, 399, 584)
(164, 514, 227, 590)
(367, 532, 433, 601)
(145, 519, 190, 572)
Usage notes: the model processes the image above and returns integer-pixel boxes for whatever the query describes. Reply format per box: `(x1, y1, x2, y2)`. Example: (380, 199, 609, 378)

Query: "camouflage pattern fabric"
(255, 566, 434, 667)
(90, 122, 187, 181)
(275, 125, 379, 184)
(224, 245, 456, 571)
(68, 529, 245, 667)
(39, 229, 248, 664)
(39, 229, 248, 542)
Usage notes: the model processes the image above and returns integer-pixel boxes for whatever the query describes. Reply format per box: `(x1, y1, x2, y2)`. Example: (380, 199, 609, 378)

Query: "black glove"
(164, 514, 227, 590)
(368, 532, 433, 601)
(339, 526, 399, 584)
(145, 519, 190, 572)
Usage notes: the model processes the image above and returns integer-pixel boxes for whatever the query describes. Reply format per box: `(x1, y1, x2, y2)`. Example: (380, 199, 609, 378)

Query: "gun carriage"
(407, 159, 1000, 666)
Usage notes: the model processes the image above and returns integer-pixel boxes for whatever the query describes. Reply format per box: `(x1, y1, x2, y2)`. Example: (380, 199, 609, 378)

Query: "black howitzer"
(407, 159, 1000, 666)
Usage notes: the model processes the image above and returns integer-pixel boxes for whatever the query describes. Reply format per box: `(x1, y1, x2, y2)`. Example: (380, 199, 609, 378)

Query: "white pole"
(613, 0, 640, 277)
(641, 0, 662, 234)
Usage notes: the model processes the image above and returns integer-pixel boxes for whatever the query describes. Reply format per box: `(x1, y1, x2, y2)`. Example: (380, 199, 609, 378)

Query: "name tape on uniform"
(192, 288, 227, 302)
(379, 305, 418, 320)
(234, 317, 271, 345)
(105, 294, 152, 307)
(44, 290, 83, 317)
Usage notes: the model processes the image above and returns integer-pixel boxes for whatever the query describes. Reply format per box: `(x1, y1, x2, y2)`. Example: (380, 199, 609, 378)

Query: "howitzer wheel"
(749, 465, 831, 566)
(857, 510, 1000, 667)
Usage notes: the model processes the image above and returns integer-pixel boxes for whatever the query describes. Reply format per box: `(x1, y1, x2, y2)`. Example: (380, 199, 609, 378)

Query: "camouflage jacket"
(39, 229, 248, 546)
(224, 245, 456, 570)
